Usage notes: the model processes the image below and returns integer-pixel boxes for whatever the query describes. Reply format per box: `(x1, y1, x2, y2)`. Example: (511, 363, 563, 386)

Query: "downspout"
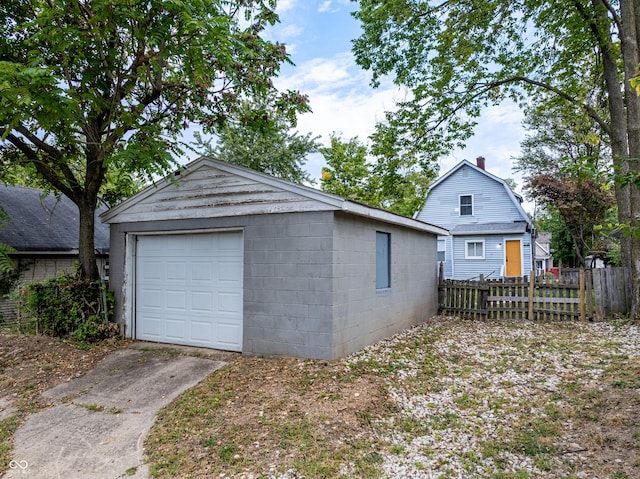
(450, 236, 455, 279)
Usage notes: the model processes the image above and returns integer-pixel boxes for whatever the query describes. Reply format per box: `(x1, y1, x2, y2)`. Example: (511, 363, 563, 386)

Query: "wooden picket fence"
(438, 264, 631, 321)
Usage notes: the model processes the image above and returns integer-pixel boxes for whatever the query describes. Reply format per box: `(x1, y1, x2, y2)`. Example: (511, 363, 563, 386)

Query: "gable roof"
(427, 160, 531, 224)
(0, 185, 110, 253)
(102, 156, 448, 236)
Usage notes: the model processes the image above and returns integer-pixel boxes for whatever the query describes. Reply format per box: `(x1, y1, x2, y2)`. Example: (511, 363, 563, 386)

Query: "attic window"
(460, 195, 473, 216)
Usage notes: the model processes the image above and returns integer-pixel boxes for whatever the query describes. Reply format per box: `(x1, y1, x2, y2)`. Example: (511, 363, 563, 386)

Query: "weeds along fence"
(438, 264, 631, 321)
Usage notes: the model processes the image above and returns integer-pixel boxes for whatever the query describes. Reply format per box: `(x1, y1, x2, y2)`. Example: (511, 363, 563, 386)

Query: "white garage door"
(135, 231, 243, 351)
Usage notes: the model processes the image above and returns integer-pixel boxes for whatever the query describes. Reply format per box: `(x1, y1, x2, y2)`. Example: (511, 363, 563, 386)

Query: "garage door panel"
(140, 289, 163, 309)
(141, 261, 163, 280)
(191, 291, 214, 312)
(219, 260, 243, 283)
(166, 291, 186, 310)
(218, 291, 242, 314)
(136, 231, 243, 352)
(191, 321, 211, 342)
(218, 234, 242, 252)
(167, 262, 186, 280)
(216, 322, 242, 348)
(165, 318, 187, 340)
(139, 316, 163, 338)
(192, 262, 213, 281)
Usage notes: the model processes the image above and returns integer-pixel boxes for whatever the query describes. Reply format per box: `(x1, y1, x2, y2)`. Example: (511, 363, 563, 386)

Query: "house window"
(459, 195, 473, 216)
(376, 232, 391, 290)
(437, 238, 446, 262)
(465, 240, 484, 259)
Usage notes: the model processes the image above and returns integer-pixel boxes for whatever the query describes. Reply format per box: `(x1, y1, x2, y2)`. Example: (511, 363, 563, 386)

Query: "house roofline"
(428, 160, 531, 224)
(101, 157, 449, 236)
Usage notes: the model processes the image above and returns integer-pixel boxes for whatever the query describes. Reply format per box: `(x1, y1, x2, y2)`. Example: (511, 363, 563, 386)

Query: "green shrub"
(16, 268, 117, 342)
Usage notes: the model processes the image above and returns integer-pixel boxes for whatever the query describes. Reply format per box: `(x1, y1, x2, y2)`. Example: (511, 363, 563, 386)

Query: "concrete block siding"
(331, 213, 438, 358)
(108, 210, 438, 360)
(243, 212, 334, 359)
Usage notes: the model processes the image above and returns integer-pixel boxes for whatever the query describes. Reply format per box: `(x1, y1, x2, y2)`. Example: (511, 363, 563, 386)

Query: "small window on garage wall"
(376, 231, 391, 290)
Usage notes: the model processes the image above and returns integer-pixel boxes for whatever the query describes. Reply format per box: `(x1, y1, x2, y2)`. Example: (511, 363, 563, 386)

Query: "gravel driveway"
(346, 317, 640, 478)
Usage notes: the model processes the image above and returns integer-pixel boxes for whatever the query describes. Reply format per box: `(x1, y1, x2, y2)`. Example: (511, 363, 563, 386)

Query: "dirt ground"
(2, 319, 640, 479)
(0, 333, 125, 412)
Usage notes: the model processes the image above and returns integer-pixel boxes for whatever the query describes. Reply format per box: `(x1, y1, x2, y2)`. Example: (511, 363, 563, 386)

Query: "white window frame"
(459, 194, 474, 216)
(465, 240, 485, 259)
(437, 238, 446, 263)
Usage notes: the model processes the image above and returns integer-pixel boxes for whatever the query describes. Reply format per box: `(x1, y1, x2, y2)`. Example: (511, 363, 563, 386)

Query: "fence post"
(528, 271, 535, 320)
(579, 268, 586, 321)
(438, 262, 444, 315)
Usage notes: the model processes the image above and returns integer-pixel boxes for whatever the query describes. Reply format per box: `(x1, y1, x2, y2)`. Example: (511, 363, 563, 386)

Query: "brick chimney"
(476, 156, 486, 170)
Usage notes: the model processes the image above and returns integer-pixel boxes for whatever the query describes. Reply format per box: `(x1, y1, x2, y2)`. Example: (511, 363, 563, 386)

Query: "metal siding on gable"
(135, 231, 243, 351)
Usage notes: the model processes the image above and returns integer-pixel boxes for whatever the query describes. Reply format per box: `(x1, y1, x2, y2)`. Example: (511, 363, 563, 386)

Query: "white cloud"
(277, 54, 403, 179)
(279, 53, 367, 93)
(317, 1, 333, 13)
(277, 23, 304, 39)
(276, 0, 297, 13)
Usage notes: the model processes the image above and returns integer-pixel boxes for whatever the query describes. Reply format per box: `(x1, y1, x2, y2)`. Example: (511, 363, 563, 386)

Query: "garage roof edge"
(101, 157, 448, 235)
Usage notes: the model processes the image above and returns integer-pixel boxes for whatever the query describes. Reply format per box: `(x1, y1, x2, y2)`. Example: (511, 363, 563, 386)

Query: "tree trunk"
(620, 0, 640, 317)
(77, 196, 100, 281)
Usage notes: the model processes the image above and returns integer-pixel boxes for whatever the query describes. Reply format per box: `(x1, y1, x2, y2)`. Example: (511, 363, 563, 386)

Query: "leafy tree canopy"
(352, 0, 640, 314)
(193, 101, 318, 185)
(515, 95, 615, 266)
(320, 133, 435, 217)
(0, 0, 308, 279)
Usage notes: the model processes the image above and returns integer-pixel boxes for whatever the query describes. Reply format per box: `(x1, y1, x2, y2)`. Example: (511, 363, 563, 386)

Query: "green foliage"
(320, 134, 371, 201)
(319, 133, 435, 217)
(193, 100, 317, 185)
(514, 94, 616, 267)
(0, 0, 308, 279)
(16, 269, 116, 342)
(0, 206, 14, 275)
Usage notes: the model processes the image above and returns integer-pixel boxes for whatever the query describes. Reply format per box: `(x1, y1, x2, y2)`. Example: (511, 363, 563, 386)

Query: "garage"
(103, 157, 447, 359)
(135, 230, 243, 351)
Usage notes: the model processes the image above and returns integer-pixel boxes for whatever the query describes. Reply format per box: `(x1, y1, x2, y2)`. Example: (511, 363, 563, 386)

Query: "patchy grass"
(146, 318, 640, 478)
(1, 319, 638, 478)
(0, 332, 125, 473)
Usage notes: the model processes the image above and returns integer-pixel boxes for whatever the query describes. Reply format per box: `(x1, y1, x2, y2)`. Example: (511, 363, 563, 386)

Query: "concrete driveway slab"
(3, 347, 226, 479)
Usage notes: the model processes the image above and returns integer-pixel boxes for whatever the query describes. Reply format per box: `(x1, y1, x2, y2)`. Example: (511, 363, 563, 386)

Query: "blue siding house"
(416, 158, 534, 280)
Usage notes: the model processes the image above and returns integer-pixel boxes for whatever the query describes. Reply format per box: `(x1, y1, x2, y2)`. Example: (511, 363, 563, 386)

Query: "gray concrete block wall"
(331, 212, 438, 358)
(107, 210, 437, 360)
(242, 212, 335, 359)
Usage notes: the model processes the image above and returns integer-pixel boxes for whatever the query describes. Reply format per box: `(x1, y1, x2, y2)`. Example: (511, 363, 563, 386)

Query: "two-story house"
(416, 157, 534, 280)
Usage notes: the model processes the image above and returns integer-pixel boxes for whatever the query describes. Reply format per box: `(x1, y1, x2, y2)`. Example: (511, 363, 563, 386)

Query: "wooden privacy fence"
(438, 264, 631, 321)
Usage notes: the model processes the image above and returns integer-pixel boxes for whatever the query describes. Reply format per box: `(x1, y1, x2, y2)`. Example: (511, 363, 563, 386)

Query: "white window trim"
(465, 239, 485, 259)
(459, 194, 474, 216)
(437, 238, 446, 263)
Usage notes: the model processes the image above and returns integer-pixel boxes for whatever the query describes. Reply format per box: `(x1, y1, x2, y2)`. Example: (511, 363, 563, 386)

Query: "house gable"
(102, 157, 447, 236)
(416, 160, 530, 230)
(417, 160, 533, 279)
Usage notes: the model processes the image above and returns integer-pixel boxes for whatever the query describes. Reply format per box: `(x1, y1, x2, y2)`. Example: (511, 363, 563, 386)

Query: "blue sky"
(266, 1, 529, 208)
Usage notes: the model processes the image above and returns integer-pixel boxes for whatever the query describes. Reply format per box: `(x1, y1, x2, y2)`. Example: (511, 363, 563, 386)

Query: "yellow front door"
(505, 240, 522, 277)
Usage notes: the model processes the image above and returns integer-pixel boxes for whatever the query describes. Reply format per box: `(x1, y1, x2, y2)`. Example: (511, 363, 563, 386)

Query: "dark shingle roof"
(0, 185, 109, 253)
(450, 222, 530, 235)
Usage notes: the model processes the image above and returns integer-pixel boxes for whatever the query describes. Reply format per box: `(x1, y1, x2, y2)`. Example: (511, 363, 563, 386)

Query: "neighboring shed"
(102, 157, 447, 359)
(0, 185, 110, 322)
